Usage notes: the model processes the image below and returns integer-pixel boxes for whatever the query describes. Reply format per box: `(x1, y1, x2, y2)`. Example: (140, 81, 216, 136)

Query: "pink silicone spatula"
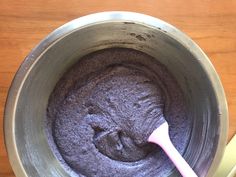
(148, 121, 198, 177)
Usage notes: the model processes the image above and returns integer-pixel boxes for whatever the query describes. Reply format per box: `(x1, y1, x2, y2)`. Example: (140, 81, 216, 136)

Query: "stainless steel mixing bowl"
(4, 12, 228, 177)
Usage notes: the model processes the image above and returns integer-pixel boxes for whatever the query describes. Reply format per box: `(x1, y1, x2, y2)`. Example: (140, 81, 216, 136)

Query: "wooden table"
(0, 0, 235, 176)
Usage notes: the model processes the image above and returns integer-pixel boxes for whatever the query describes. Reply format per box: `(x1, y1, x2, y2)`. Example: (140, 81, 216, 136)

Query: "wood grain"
(0, 0, 235, 176)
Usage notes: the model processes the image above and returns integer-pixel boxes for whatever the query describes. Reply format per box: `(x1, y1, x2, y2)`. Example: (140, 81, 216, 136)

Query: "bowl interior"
(13, 21, 222, 177)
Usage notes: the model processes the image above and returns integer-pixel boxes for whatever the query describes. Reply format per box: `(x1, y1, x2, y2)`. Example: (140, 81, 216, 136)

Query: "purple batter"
(46, 48, 191, 177)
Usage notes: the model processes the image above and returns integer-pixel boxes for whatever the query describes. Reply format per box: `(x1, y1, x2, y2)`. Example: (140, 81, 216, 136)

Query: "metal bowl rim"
(4, 11, 228, 177)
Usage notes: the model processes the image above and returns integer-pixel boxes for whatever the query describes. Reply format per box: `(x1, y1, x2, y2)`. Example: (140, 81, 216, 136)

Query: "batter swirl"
(46, 48, 191, 177)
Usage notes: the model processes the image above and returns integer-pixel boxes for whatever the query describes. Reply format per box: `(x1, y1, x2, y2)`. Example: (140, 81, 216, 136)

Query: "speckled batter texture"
(46, 48, 191, 177)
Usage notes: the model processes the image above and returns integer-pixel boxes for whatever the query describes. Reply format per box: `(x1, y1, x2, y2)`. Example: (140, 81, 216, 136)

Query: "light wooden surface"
(0, 0, 236, 176)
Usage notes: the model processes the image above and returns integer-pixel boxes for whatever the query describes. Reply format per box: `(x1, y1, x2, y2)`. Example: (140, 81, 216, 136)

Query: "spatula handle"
(148, 122, 198, 177)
